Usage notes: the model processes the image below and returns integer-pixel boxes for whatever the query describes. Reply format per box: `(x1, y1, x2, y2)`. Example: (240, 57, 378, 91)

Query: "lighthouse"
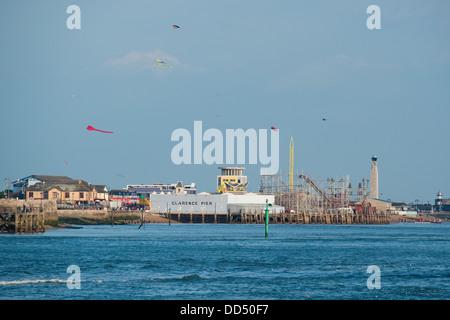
(370, 155, 379, 199)
(436, 191, 443, 212)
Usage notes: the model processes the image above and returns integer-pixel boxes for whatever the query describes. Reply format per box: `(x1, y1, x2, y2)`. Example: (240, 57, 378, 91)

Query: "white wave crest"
(0, 279, 103, 286)
(0, 279, 68, 286)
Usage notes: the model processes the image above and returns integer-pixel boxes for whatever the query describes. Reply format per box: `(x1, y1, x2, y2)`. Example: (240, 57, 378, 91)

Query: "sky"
(0, 0, 449, 204)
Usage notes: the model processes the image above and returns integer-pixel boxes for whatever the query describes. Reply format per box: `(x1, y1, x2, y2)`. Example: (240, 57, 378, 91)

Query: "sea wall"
(0, 199, 58, 226)
(57, 209, 142, 225)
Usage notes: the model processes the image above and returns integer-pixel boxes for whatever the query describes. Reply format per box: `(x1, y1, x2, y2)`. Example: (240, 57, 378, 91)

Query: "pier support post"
(265, 201, 269, 238)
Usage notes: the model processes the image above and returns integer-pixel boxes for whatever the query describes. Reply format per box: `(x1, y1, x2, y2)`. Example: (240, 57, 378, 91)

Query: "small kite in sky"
(155, 59, 172, 67)
(87, 125, 114, 134)
(322, 118, 327, 121)
(64, 161, 68, 165)
(271, 126, 278, 131)
(171, 24, 213, 39)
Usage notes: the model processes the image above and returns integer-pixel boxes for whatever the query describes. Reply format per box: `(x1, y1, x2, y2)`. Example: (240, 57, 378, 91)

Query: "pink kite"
(271, 126, 278, 131)
(87, 125, 114, 134)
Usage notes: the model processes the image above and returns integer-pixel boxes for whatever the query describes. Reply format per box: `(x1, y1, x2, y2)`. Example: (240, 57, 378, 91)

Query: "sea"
(0, 223, 448, 300)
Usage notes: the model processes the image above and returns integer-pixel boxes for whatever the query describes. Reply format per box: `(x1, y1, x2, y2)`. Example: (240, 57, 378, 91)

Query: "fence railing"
(57, 203, 105, 210)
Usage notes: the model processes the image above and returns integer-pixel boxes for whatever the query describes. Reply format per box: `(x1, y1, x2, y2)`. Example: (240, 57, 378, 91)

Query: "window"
(29, 192, 34, 199)
(79, 192, 84, 199)
(65, 192, 70, 199)
(52, 192, 58, 198)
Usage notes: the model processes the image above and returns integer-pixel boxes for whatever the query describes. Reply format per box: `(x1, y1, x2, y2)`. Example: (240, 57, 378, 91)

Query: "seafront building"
(13, 175, 75, 193)
(25, 180, 108, 204)
(149, 192, 284, 215)
(127, 182, 197, 196)
(109, 181, 196, 209)
(149, 168, 284, 215)
(12, 175, 108, 204)
(109, 189, 139, 208)
(216, 167, 248, 193)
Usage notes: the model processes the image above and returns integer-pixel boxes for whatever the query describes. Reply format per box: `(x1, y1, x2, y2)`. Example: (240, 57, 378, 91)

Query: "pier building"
(217, 167, 248, 193)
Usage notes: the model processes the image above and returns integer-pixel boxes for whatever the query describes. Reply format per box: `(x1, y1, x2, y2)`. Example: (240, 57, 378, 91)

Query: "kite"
(87, 125, 114, 134)
(64, 161, 68, 165)
(271, 126, 278, 131)
(155, 59, 172, 67)
(322, 118, 327, 121)
(171, 24, 213, 39)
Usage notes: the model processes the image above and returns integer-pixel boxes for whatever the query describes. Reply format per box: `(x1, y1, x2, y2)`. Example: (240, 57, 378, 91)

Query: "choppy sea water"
(0, 223, 448, 300)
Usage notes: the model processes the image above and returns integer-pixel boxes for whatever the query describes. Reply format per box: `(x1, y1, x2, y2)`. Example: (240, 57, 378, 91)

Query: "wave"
(0, 279, 103, 286)
(0, 279, 67, 286)
(180, 274, 201, 281)
(147, 274, 202, 283)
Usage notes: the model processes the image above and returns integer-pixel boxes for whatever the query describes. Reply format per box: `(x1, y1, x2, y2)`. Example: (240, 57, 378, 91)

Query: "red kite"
(64, 161, 68, 165)
(171, 24, 213, 39)
(271, 126, 278, 131)
(87, 125, 113, 134)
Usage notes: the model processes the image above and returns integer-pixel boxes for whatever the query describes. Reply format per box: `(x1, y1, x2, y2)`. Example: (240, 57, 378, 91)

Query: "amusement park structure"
(260, 137, 370, 213)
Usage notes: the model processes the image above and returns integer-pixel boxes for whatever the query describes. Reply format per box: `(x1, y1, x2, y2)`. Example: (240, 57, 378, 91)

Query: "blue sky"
(1, 0, 449, 203)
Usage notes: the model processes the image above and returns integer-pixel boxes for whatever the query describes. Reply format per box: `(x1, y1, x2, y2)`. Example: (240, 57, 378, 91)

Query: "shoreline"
(389, 212, 449, 224)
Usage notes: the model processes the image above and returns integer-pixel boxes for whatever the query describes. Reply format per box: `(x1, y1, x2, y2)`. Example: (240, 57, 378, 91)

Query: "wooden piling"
(141, 208, 389, 226)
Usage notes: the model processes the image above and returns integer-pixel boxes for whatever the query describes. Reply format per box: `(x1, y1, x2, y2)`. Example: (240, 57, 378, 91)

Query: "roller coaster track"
(299, 174, 337, 208)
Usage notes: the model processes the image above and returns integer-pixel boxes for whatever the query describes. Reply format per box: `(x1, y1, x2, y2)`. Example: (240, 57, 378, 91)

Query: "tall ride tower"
(289, 137, 294, 193)
(369, 155, 379, 199)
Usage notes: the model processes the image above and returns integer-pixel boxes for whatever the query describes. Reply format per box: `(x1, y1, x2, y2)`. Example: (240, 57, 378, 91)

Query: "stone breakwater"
(0, 199, 58, 223)
(0, 199, 57, 233)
